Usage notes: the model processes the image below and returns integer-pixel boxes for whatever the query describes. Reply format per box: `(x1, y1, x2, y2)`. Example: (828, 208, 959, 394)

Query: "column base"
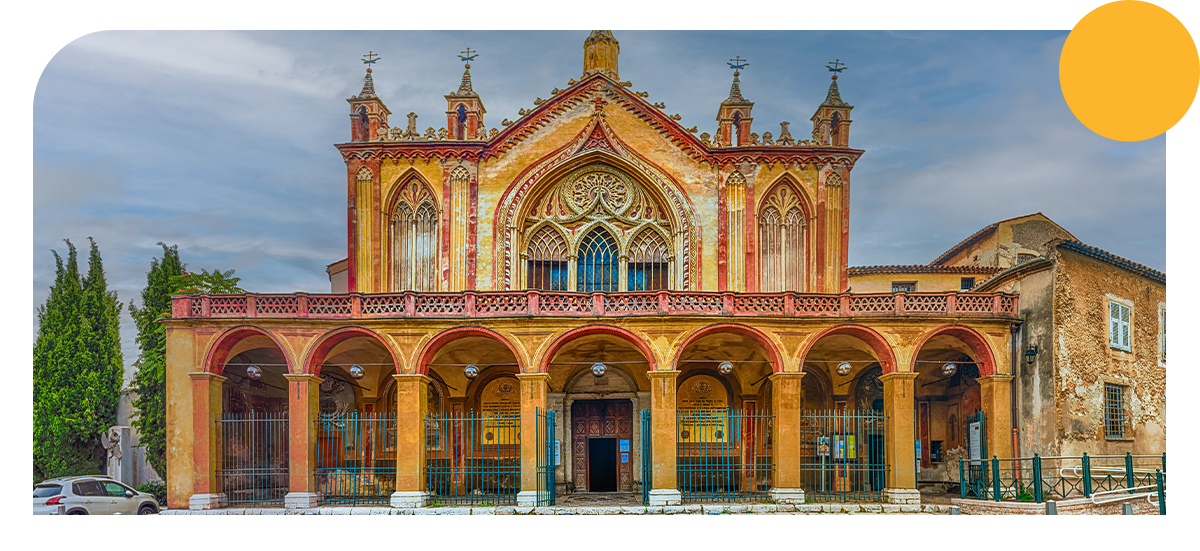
(648, 489, 682, 506)
(884, 488, 921, 504)
(390, 491, 429, 508)
(516, 490, 539, 507)
(188, 493, 226, 510)
(768, 488, 806, 504)
(284, 492, 321, 509)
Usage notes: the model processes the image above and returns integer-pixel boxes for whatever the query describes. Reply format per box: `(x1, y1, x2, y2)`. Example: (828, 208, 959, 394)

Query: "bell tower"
(811, 59, 853, 147)
(347, 51, 391, 142)
(445, 48, 486, 140)
(716, 57, 754, 147)
(583, 30, 620, 80)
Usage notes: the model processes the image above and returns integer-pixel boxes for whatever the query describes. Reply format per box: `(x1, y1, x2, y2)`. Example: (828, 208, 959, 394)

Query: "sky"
(30, 29, 1167, 379)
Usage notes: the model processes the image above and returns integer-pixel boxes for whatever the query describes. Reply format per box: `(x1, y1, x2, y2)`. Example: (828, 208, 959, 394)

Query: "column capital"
(646, 370, 680, 380)
(515, 372, 551, 382)
(188, 372, 226, 384)
(768, 371, 805, 381)
(392, 373, 432, 384)
(977, 374, 1015, 384)
(282, 373, 323, 384)
(878, 371, 919, 383)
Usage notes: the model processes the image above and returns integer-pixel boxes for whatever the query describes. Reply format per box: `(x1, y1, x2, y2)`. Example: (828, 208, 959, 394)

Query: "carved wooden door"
(571, 399, 633, 492)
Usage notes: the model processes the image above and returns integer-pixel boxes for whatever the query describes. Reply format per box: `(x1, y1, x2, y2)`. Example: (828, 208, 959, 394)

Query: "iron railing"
(536, 408, 556, 507)
(425, 411, 521, 505)
(641, 410, 652, 505)
(798, 408, 888, 502)
(676, 408, 773, 503)
(959, 452, 1167, 503)
(314, 412, 396, 505)
(217, 412, 289, 506)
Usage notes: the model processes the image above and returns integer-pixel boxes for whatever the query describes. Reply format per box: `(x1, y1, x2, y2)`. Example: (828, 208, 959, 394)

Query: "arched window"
(628, 229, 669, 291)
(527, 226, 568, 291)
(759, 183, 807, 292)
(577, 227, 618, 293)
(390, 179, 438, 291)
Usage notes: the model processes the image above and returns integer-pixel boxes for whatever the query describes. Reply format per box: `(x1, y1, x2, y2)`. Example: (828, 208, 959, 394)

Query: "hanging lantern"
(349, 364, 365, 380)
(718, 361, 734, 375)
(464, 364, 479, 379)
(836, 361, 852, 376)
(246, 364, 263, 381)
(942, 362, 958, 377)
(591, 362, 607, 378)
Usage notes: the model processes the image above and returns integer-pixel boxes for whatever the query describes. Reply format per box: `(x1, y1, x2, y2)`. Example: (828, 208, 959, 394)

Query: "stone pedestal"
(516, 490, 539, 507)
(390, 491, 429, 508)
(884, 488, 921, 504)
(768, 487, 806, 504)
(284, 492, 320, 509)
(648, 489, 682, 506)
(188, 492, 226, 511)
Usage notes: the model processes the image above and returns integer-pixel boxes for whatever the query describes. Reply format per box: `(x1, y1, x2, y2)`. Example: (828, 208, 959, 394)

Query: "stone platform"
(162, 502, 950, 515)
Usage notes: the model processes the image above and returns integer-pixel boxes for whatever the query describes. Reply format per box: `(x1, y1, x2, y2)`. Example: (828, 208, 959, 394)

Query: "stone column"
(187, 372, 226, 510)
(646, 370, 681, 505)
(880, 371, 919, 504)
(768, 372, 805, 503)
(516, 373, 550, 507)
(283, 373, 322, 508)
(390, 374, 430, 507)
(979, 375, 1015, 460)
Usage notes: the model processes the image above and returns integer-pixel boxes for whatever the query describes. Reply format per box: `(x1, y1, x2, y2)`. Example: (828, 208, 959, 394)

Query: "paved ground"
(163, 502, 949, 515)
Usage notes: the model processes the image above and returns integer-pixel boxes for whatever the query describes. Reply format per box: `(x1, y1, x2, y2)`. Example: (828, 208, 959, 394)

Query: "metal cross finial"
(728, 56, 749, 71)
(459, 48, 479, 62)
(362, 51, 381, 65)
(826, 59, 846, 74)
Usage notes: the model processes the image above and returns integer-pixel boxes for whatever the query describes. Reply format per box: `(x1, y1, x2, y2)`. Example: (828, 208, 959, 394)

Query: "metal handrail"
(1090, 484, 1159, 505)
(1059, 465, 1161, 479)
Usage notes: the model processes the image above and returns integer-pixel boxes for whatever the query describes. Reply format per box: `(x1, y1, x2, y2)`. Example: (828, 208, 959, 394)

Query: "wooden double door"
(571, 400, 633, 492)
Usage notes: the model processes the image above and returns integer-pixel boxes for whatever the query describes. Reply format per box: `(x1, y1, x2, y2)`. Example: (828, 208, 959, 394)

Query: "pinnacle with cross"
(822, 59, 848, 106)
(455, 48, 479, 96)
(357, 51, 380, 98)
(363, 51, 381, 65)
(725, 57, 749, 102)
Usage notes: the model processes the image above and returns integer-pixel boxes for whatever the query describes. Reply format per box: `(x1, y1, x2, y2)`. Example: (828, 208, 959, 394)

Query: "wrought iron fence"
(676, 408, 773, 503)
(217, 412, 289, 506)
(314, 412, 396, 506)
(536, 408, 556, 507)
(425, 411, 521, 505)
(641, 410, 652, 505)
(960, 452, 1167, 503)
(798, 408, 888, 502)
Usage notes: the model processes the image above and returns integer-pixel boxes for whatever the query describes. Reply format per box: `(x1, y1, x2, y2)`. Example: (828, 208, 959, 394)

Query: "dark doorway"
(588, 438, 617, 492)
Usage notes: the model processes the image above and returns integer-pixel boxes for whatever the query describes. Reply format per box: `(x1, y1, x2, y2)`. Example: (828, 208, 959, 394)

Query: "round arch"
(798, 324, 898, 374)
(302, 326, 400, 376)
(203, 324, 292, 376)
(910, 325, 998, 377)
(673, 323, 785, 373)
(414, 326, 525, 375)
(538, 325, 658, 373)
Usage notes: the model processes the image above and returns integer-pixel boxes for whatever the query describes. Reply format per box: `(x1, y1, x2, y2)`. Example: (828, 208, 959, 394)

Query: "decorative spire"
(357, 51, 381, 99)
(454, 48, 479, 96)
(822, 59, 849, 107)
(583, 30, 620, 79)
(723, 57, 751, 104)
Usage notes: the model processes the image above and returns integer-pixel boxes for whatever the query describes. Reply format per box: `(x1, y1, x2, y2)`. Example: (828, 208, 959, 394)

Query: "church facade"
(164, 32, 1025, 510)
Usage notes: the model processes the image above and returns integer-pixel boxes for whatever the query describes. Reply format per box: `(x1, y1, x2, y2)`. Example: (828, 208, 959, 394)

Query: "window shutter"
(1110, 302, 1120, 347)
(1120, 303, 1130, 350)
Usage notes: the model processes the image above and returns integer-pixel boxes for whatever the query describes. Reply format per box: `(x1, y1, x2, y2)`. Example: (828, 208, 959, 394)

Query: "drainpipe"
(1010, 323, 1021, 459)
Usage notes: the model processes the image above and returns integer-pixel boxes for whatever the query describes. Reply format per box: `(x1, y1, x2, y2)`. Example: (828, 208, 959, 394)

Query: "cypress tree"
(128, 243, 183, 479)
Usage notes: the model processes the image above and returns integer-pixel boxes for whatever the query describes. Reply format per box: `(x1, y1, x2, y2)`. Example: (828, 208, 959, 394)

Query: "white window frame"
(1107, 296, 1132, 353)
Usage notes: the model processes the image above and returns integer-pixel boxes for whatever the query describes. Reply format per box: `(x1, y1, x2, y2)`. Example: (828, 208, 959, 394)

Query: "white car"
(33, 475, 159, 515)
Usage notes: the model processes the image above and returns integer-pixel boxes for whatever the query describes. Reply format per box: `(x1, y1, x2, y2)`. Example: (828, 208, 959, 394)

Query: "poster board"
(480, 377, 521, 445)
(677, 374, 729, 443)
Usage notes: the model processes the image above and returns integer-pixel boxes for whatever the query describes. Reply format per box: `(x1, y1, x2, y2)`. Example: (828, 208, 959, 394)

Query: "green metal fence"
(959, 452, 1167, 503)
(798, 408, 888, 502)
(425, 411, 521, 505)
(641, 410, 652, 505)
(677, 408, 773, 503)
(314, 412, 396, 505)
(536, 408, 556, 507)
(217, 411, 289, 506)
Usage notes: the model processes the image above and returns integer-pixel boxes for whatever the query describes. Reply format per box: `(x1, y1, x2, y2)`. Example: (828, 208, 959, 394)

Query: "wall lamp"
(1025, 345, 1038, 365)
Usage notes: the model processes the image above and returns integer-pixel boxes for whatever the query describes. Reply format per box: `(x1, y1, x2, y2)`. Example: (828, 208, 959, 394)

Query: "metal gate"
(536, 408, 556, 507)
(677, 408, 773, 503)
(641, 409, 652, 504)
(799, 408, 887, 502)
(314, 412, 396, 505)
(217, 412, 289, 506)
(425, 411, 521, 505)
(961, 411, 988, 499)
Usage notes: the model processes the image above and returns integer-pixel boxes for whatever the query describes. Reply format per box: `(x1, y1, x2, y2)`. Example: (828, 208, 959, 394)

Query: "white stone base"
(284, 492, 321, 509)
(648, 489, 682, 506)
(390, 491, 428, 508)
(768, 487, 806, 504)
(884, 488, 921, 504)
(189, 493, 226, 510)
(516, 490, 539, 507)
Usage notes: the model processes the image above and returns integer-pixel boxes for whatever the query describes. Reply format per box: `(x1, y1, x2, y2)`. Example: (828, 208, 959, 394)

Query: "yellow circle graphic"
(1060, 1, 1200, 141)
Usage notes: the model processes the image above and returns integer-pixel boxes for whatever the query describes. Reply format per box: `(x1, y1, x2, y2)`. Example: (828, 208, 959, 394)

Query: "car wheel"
(67, 510, 87, 515)
(138, 505, 156, 515)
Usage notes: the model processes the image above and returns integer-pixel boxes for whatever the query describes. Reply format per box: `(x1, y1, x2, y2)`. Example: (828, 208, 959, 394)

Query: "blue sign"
(620, 439, 630, 452)
(621, 452, 629, 463)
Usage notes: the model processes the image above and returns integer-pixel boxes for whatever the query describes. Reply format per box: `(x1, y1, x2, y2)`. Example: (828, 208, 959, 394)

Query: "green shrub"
(137, 481, 167, 506)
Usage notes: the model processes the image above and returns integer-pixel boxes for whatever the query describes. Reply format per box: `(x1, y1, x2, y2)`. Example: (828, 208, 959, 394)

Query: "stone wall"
(952, 497, 1159, 515)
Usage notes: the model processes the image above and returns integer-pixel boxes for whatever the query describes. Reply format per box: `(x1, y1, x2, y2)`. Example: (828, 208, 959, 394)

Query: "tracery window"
(627, 229, 670, 291)
(526, 225, 569, 291)
(577, 227, 619, 293)
(390, 179, 438, 291)
(758, 184, 807, 292)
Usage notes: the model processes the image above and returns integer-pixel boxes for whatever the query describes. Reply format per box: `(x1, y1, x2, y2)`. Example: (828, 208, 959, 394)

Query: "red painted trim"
(467, 167, 478, 290)
(414, 326, 524, 375)
(909, 325, 998, 377)
(840, 170, 850, 292)
(538, 325, 657, 373)
(441, 164, 453, 290)
(816, 172, 826, 292)
(745, 167, 758, 292)
(202, 325, 292, 375)
(371, 160, 381, 292)
(797, 324, 898, 375)
(717, 170, 728, 292)
(347, 163, 360, 293)
(673, 323, 784, 373)
(302, 326, 400, 376)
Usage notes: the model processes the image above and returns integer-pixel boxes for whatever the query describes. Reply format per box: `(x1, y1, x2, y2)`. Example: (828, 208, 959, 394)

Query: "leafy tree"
(168, 268, 244, 295)
(127, 243, 183, 480)
(33, 238, 124, 481)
